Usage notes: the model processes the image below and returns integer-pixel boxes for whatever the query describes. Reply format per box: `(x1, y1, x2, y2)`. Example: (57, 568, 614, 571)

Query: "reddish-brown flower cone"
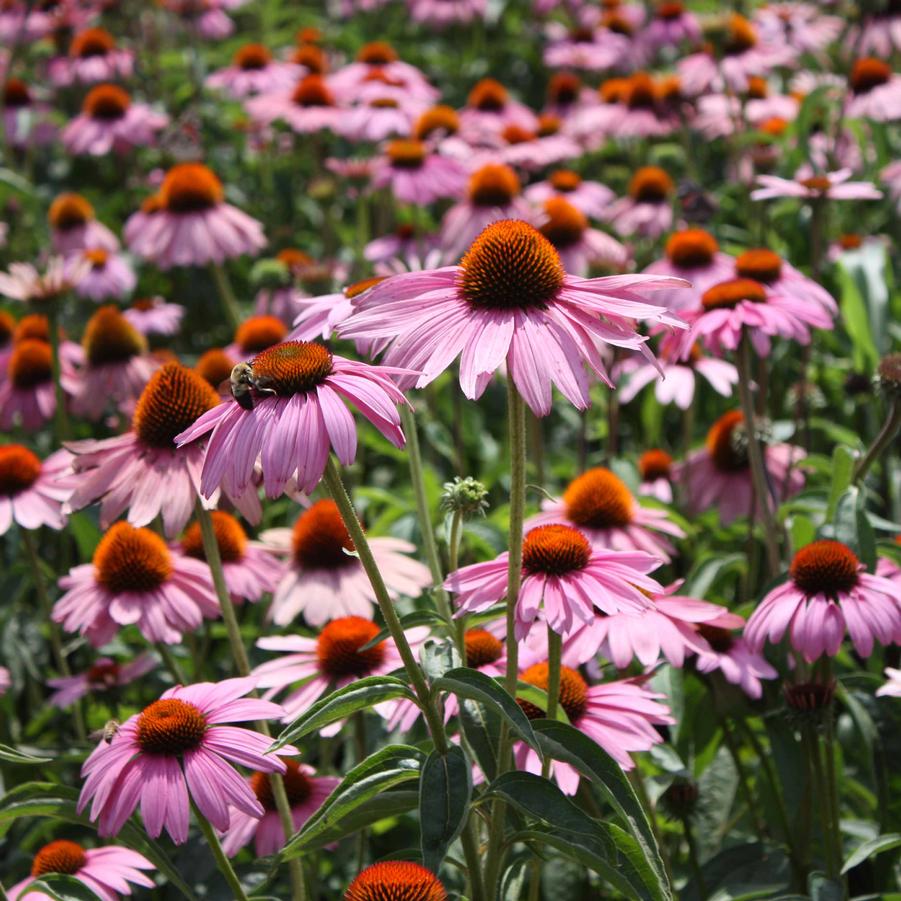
(345, 861, 447, 901)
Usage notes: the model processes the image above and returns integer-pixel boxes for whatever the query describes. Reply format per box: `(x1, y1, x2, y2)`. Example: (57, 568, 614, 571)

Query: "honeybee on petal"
(90, 719, 121, 745)
(228, 362, 276, 411)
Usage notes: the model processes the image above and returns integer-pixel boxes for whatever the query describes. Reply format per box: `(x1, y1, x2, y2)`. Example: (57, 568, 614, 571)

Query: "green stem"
(195, 503, 307, 901)
(805, 723, 836, 878)
(460, 813, 486, 901)
(399, 405, 459, 651)
(682, 816, 707, 897)
(47, 303, 69, 443)
(541, 628, 561, 779)
(209, 263, 242, 332)
(853, 400, 901, 483)
(823, 714, 844, 885)
(720, 718, 765, 841)
(193, 802, 250, 901)
(737, 332, 781, 577)
(448, 508, 465, 651)
(155, 642, 187, 684)
(483, 379, 528, 896)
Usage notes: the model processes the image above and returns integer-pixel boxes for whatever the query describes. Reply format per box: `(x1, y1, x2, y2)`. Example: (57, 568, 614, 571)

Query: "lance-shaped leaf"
(24, 875, 103, 900)
(419, 746, 472, 871)
(0, 743, 53, 764)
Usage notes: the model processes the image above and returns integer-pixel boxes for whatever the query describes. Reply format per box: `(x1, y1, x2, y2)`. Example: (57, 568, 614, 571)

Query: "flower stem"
(209, 263, 242, 332)
(737, 332, 781, 577)
(483, 378, 527, 896)
(804, 723, 837, 878)
(541, 627, 561, 779)
(448, 508, 465, 650)
(399, 404, 459, 651)
(195, 502, 307, 901)
(193, 802, 251, 901)
(47, 302, 69, 443)
(853, 399, 901, 483)
(720, 718, 765, 841)
(682, 816, 707, 896)
(155, 642, 187, 684)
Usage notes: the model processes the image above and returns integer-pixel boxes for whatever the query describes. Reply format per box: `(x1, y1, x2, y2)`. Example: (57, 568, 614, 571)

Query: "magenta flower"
(0, 446, 70, 534)
(328, 42, 438, 105)
(524, 169, 615, 219)
(69, 250, 137, 303)
(525, 467, 684, 559)
(220, 759, 339, 857)
(675, 410, 805, 525)
(339, 219, 686, 417)
(608, 167, 675, 239)
(408, 0, 486, 28)
(370, 140, 467, 205)
(205, 43, 302, 98)
(751, 169, 884, 202)
(845, 58, 901, 122)
(254, 615, 430, 724)
(48, 27, 133, 86)
(515, 666, 673, 790)
(175, 340, 413, 499)
(245, 74, 345, 134)
(1, 78, 57, 149)
(745, 541, 901, 663)
(47, 654, 156, 709)
(446, 523, 662, 640)
(8, 840, 154, 901)
(259, 499, 430, 626)
(124, 296, 185, 337)
(78, 677, 289, 843)
(693, 617, 777, 700)
(53, 521, 219, 647)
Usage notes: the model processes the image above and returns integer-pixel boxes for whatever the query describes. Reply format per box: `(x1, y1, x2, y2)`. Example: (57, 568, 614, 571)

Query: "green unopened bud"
(250, 259, 291, 290)
(441, 477, 489, 518)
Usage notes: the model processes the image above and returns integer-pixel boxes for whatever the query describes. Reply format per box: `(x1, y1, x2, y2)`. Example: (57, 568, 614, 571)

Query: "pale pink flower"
(483, 127, 581, 173)
(220, 760, 339, 857)
(258, 498, 430, 626)
(751, 169, 883, 202)
(327, 43, 438, 104)
(675, 410, 805, 525)
(458, 78, 538, 139)
(0, 257, 86, 304)
(882, 160, 901, 212)
(524, 169, 615, 219)
(608, 167, 675, 239)
(407, 0, 486, 28)
(536, 197, 628, 275)
(876, 667, 901, 698)
(527, 466, 683, 559)
(754, 3, 842, 55)
(339, 79, 429, 142)
(852, 14, 901, 58)
(78, 677, 289, 843)
(175, 341, 413, 499)
(8, 841, 154, 901)
(543, 24, 631, 71)
(371, 140, 468, 205)
(339, 219, 687, 417)
(0, 339, 79, 432)
(0, 666, 9, 695)
(846, 58, 901, 121)
(2, 78, 57, 148)
(47, 654, 156, 708)
(640, 2, 700, 51)
(125, 163, 265, 269)
(694, 616, 778, 699)
(245, 74, 345, 134)
(48, 193, 119, 256)
(0, 446, 70, 534)
(254, 616, 429, 723)
(206, 43, 302, 98)
(446, 523, 662, 640)
(69, 249, 136, 302)
(124, 297, 185, 337)
(49, 27, 134, 86)
(638, 449, 675, 504)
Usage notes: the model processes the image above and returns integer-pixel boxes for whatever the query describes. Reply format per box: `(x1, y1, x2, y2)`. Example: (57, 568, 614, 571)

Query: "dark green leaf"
(458, 697, 501, 783)
(826, 446, 857, 520)
(841, 834, 901, 874)
(272, 676, 418, 749)
(419, 746, 472, 871)
(24, 875, 102, 900)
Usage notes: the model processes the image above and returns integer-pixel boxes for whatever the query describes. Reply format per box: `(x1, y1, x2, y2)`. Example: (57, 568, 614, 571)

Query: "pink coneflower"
(206, 43, 301, 98)
(845, 58, 901, 122)
(483, 123, 581, 173)
(563, 583, 742, 669)
(0, 338, 77, 432)
(49, 194, 119, 256)
(62, 83, 169, 156)
(47, 654, 156, 708)
(365, 226, 444, 268)
(640, 1, 700, 50)
(537, 197, 628, 275)
(126, 163, 266, 269)
(882, 160, 901, 212)
(175, 340, 412, 499)
(339, 219, 686, 417)
(754, 3, 842, 55)
(524, 169, 615, 219)
(346, 862, 448, 901)
(746, 541, 901, 663)
(407, 0, 486, 28)
(693, 617, 777, 699)
(370, 140, 467, 205)
(78, 677, 288, 843)
(682, 276, 833, 357)
(458, 78, 538, 139)
(617, 338, 739, 410)
(220, 759, 338, 857)
(258, 498, 430, 626)
(252, 249, 315, 325)
(0, 2, 52, 43)
(675, 410, 805, 525)
(245, 73, 345, 134)
(446, 523, 662, 639)
(543, 23, 631, 72)
(527, 467, 683, 558)
(730, 247, 838, 316)
(328, 42, 438, 104)
(876, 667, 901, 698)
(609, 74, 679, 139)
(0, 258, 86, 305)
(0, 446, 70, 534)
(228, 315, 289, 362)
(68, 306, 156, 420)
(53, 520, 219, 646)
(439, 165, 536, 258)
(179, 510, 281, 604)
(69, 249, 136, 302)
(694, 91, 799, 140)
(7, 840, 154, 901)
(64, 361, 256, 537)
(751, 169, 884, 202)
(254, 616, 430, 722)
(608, 167, 675, 238)
(638, 448, 674, 503)
(644, 229, 736, 311)
(2, 78, 57, 148)
(543, 72, 598, 118)
(49, 27, 134, 86)
(339, 80, 428, 142)
(124, 296, 185, 337)
(515, 667, 672, 789)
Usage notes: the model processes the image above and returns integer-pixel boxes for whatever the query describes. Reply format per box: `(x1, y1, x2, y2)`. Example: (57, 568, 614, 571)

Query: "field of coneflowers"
(1, 0, 900, 898)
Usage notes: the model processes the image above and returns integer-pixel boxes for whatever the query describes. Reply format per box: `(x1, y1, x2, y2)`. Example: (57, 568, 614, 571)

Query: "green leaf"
(271, 676, 418, 749)
(822, 486, 876, 570)
(24, 876, 102, 900)
(515, 682, 569, 724)
(837, 260, 880, 370)
(432, 668, 541, 754)
(841, 833, 901, 874)
(808, 872, 844, 901)
(280, 746, 424, 857)
(825, 446, 857, 520)
(0, 782, 197, 899)
(457, 697, 501, 783)
(531, 720, 670, 897)
(419, 746, 472, 871)
(0, 743, 53, 764)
